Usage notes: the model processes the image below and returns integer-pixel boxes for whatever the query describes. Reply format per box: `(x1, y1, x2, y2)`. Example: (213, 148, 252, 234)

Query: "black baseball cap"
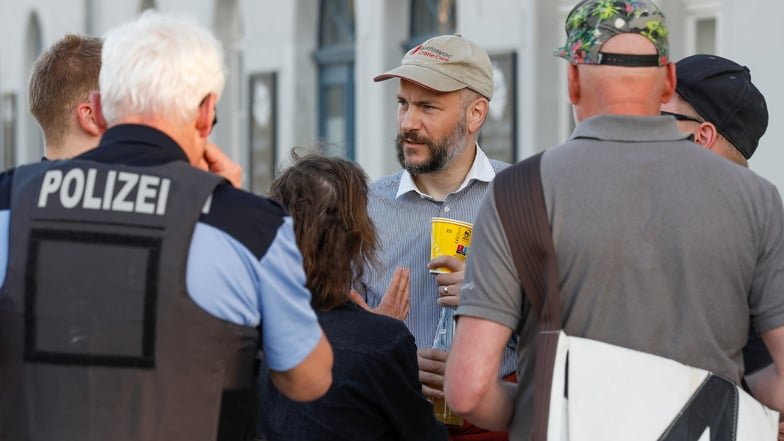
(675, 54, 768, 159)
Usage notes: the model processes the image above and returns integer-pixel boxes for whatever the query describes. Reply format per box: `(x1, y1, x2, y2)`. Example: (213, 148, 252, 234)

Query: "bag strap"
(494, 152, 561, 441)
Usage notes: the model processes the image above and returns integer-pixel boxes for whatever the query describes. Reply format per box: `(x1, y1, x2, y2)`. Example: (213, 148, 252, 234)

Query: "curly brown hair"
(269, 151, 378, 311)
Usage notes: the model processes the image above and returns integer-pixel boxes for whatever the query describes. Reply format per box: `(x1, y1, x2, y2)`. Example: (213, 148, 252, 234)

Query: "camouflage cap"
(554, 0, 669, 67)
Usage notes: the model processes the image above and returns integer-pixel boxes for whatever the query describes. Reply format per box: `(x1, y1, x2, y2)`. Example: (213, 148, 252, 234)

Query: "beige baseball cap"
(374, 34, 493, 100)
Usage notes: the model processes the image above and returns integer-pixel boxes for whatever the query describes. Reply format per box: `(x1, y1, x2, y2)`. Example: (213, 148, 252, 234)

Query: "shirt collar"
(570, 114, 692, 143)
(396, 144, 496, 199)
(76, 124, 191, 166)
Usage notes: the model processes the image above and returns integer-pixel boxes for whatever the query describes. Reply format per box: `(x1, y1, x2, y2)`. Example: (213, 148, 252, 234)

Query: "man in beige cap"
(354, 34, 516, 440)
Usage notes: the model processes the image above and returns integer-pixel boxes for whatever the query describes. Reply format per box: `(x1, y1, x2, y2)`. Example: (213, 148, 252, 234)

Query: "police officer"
(0, 11, 332, 441)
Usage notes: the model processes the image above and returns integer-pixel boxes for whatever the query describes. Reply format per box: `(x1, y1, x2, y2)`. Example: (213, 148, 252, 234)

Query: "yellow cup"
(430, 217, 473, 274)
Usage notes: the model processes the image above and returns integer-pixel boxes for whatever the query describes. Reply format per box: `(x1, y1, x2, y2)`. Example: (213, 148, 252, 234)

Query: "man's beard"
(396, 117, 468, 175)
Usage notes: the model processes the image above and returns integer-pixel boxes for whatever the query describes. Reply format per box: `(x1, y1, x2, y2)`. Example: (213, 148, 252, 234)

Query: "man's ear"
(466, 96, 489, 134)
(567, 63, 580, 105)
(692, 121, 720, 150)
(76, 100, 103, 136)
(196, 93, 217, 138)
(661, 62, 677, 104)
(89, 91, 108, 133)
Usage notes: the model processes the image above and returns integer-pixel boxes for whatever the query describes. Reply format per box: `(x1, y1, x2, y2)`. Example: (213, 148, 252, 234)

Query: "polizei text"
(37, 168, 171, 215)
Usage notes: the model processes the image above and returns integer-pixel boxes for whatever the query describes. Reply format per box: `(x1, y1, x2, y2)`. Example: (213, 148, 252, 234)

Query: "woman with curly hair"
(258, 152, 447, 441)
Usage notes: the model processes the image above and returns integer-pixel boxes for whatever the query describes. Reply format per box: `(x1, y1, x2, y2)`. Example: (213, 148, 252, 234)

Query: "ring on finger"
(443, 285, 449, 295)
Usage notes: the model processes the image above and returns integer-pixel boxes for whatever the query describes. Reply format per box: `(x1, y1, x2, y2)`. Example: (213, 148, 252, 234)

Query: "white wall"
(354, 0, 406, 180)
(243, 0, 319, 173)
(723, 0, 783, 192)
(0, 0, 86, 163)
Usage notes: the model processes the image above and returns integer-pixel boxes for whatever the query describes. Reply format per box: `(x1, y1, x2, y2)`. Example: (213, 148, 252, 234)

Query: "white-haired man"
(0, 11, 332, 440)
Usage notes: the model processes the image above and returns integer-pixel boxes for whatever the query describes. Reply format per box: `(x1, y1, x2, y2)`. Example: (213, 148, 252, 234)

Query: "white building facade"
(0, 0, 780, 195)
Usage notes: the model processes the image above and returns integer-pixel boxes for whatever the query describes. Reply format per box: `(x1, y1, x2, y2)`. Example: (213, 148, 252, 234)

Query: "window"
(405, 0, 456, 50)
(1, 94, 16, 169)
(139, 0, 155, 12)
(683, 2, 718, 55)
(694, 18, 716, 54)
(315, 0, 355, 159)
(248, 73, 276, 195)
(85, 0, 95, 35)
(479, 53, 517, 164)
(25, 13, 43, 164)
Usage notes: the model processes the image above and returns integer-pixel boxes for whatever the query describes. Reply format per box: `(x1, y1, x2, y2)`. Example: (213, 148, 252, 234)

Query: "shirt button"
(444, 206, 451, 212)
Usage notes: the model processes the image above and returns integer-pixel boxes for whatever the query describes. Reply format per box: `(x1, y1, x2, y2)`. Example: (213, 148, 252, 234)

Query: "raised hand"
(349, 267, 410, 320)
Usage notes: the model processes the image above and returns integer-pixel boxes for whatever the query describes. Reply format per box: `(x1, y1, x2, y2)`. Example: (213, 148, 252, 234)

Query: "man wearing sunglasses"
(662, 53, 780, 439)
(661, 54, 768, 168)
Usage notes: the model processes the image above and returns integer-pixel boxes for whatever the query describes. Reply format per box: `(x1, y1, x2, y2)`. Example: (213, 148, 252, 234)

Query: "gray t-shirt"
(458, 114, 784, 440)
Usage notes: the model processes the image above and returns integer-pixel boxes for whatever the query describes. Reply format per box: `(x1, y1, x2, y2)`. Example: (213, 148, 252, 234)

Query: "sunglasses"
(661, 110, 704, 124)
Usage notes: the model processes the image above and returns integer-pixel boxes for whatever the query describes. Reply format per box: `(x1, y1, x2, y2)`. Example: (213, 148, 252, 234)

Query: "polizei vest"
(0, 159, 259, 441)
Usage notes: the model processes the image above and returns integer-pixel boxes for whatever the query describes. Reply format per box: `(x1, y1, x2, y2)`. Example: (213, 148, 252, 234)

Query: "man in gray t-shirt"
(444, 1, 784, 439)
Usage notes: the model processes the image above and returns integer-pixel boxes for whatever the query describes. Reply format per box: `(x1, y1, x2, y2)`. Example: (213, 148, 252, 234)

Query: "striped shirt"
(358, 146, 517, 377)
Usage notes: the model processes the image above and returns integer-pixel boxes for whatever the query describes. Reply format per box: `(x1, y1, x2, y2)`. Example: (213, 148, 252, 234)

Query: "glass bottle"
(430, 306, 463, 426)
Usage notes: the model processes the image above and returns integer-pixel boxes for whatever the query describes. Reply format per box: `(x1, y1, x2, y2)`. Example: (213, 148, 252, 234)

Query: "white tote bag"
(545, 331, 779, 441)
(492, 157, 779, 440)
